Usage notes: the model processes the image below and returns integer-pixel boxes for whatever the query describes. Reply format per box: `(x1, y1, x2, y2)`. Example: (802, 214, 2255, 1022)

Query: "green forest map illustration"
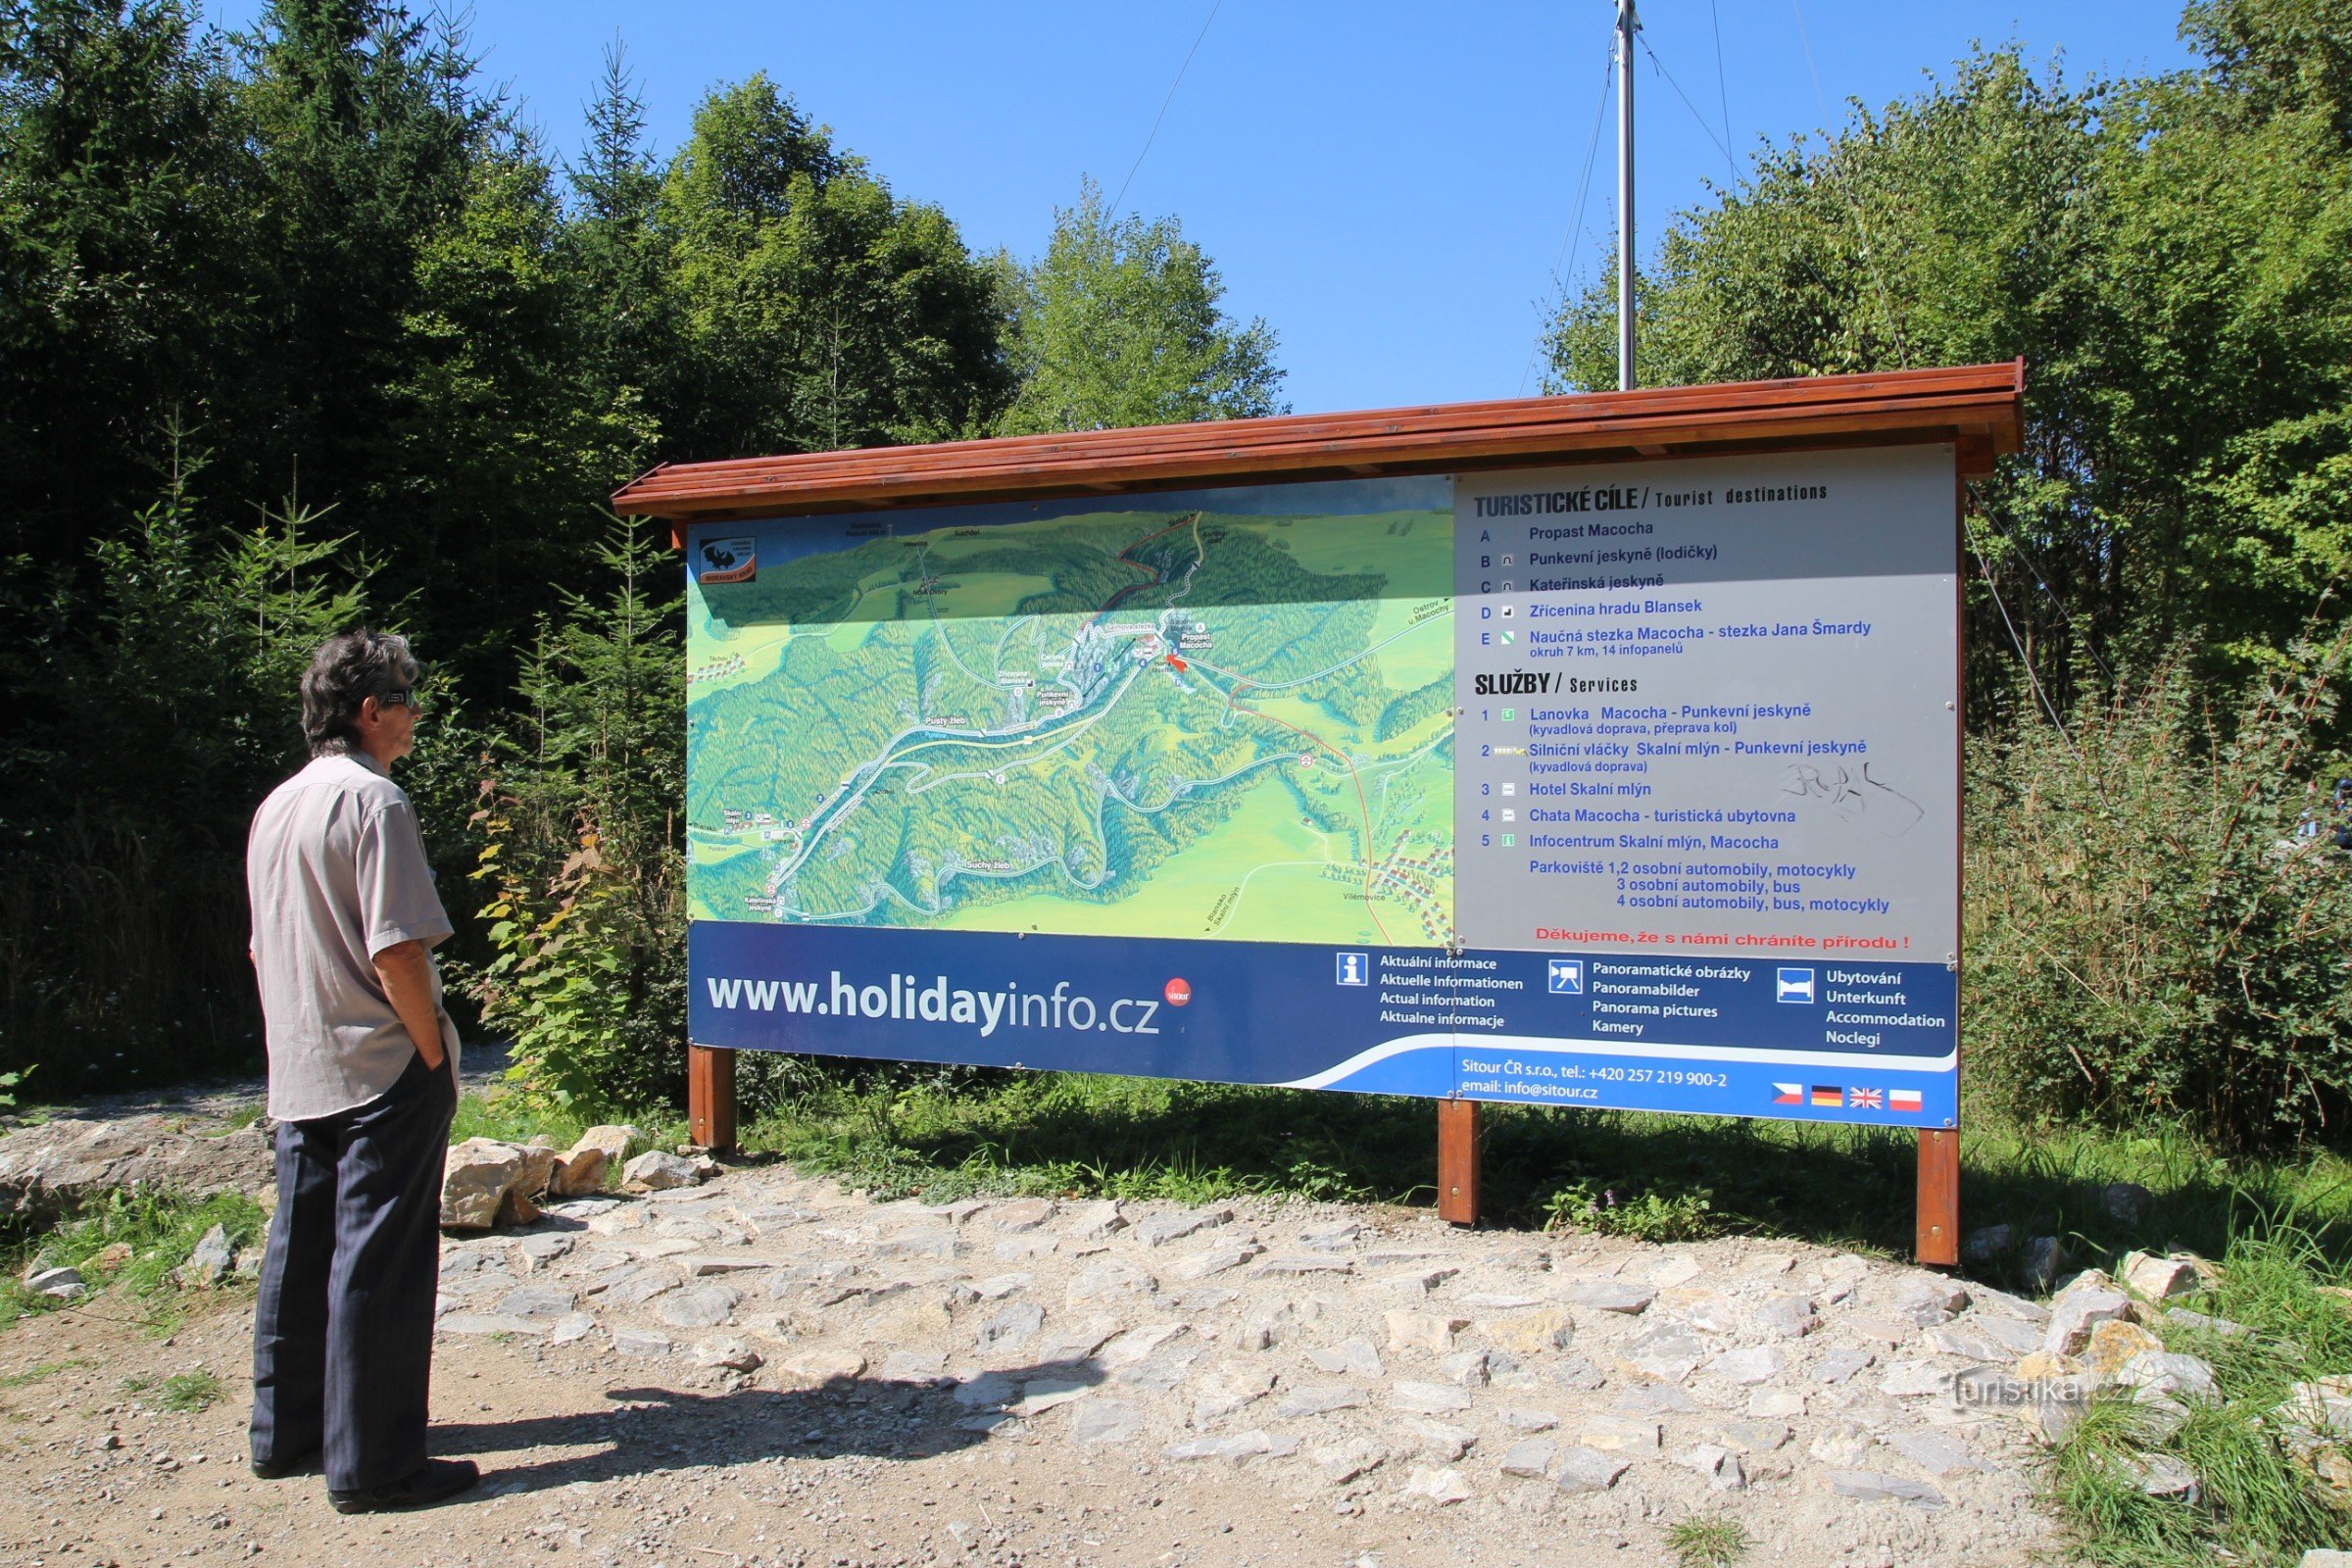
(685, 495, 1456, 948)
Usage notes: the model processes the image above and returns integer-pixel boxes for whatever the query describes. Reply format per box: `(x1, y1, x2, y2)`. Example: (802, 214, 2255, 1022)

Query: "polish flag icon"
(1889, 1088, 1924, 1112)
(1164, 977, 1192, 1007)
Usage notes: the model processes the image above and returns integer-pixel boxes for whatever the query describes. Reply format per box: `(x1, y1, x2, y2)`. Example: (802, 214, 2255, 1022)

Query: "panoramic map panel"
(685, 479, 1456, 948)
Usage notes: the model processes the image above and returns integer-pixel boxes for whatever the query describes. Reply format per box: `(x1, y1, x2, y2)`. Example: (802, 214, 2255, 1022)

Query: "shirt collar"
(336, 748, 389, 778)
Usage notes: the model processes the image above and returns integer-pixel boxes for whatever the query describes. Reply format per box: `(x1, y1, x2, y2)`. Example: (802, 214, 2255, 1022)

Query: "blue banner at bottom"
(689, 921, 1957, 1128)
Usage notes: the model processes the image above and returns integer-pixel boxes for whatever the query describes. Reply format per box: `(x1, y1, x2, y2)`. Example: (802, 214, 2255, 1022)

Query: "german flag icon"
(1810, 1086, 1843, 1107)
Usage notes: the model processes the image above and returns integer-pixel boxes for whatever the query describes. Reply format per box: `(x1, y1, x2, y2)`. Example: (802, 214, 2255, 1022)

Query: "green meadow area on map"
(685, 492, 1457, 948)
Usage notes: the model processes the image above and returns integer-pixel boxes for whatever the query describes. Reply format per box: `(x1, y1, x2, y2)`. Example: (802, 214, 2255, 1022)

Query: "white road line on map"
(1203, 858, 1348, 939)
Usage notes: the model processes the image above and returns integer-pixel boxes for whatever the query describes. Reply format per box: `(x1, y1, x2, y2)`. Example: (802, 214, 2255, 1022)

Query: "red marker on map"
(1167, 656, 1188, 671)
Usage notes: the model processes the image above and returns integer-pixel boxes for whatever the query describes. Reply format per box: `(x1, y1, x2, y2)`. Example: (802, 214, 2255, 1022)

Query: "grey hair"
(300, 629, 421, 757)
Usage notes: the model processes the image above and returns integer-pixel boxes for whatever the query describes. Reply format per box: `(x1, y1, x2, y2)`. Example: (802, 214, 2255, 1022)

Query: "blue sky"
(208, 2, 2197, 417)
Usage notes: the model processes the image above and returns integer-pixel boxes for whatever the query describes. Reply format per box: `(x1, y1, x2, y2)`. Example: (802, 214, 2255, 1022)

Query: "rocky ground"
(0, 1130, 2079, 1568)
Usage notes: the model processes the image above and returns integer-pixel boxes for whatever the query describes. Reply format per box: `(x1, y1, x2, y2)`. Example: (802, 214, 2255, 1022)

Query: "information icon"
(1336, 953, 1369, 987)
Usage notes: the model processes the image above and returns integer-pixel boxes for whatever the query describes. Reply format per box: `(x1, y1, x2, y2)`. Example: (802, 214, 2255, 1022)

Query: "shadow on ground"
(432, 1358, 1104, 1497)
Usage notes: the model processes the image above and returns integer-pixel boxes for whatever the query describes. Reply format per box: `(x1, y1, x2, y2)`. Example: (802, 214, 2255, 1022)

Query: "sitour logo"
(1163, 977, 1192, 1007)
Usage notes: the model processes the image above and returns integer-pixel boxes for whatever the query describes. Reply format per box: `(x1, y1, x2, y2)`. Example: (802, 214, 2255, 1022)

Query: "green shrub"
(465, 519, 687, 1119)
(1544, 1174, 1720, 1242)
(1965, 630, 2352, 1145)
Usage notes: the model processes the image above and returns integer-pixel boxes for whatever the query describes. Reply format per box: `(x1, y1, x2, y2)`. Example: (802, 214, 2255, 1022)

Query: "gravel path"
(0, 1162, 2072, 1567)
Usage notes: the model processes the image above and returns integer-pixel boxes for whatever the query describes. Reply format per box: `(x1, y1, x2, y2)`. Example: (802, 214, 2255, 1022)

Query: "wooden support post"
(688, 1045, 738, 1154)
(1916, 1128, 1959, 1266)
(1437, 1098, 1481, 1226)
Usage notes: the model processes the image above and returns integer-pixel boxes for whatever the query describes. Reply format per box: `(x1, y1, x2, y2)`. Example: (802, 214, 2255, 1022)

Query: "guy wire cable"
(1518, 37, 1617, 397)
(1109, 0, 1224, 218)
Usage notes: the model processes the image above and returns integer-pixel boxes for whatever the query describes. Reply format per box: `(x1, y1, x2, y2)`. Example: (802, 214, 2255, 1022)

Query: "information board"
(684, 444, 1959, 1127)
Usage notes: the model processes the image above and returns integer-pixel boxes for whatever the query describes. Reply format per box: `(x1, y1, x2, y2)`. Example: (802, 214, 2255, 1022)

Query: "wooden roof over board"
(612, 361, 2025, 529)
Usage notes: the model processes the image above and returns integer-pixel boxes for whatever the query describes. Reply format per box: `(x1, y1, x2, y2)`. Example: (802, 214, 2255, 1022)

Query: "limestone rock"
(2121, 1250, 2200, 1301)
(1276, 1385, 1367, 1418)
(1677, 1442, 1745, 1491)
(1810, 1348, 1875, 1386)
(569, 1124, 645, 1166)
(1191, 1368, 1276, 1426)
(1402, 1465, 1472, 1504)
(2043, 1274, 2131, 1355)
(1553, 1446, 1631, 1494)
(1175, 1242, 1261, 1281)
(1305, 1337, 1384, 1378)
(1750, 1293, 1818, 1340)
(1405, 1418, 1477, 1462)
(991, 1199, 1055, 1232)
(2117, 1350, 2219, 1406)
(622, 1150, 704, 1192)
(509, 1144, 561, 1202)
(1881, 1359, 1954, 1397)
(1560, 1278, 1655, 1314)
(1705, 1347, 1785, 1386)
(1500, 1438, 1556, 1478)
(1166, 1429, 1295, 1463)
(1885, 1275, 1970, 1327)
(1064, 1258, 1155, 1305)
(24, 1265, 84, 1300)
(439, 1139, 528, 1230)
(2083, 1319, 2165, 1380)
(1311, 1437, 1388, 1485)
(692, 1337, 762, 1371)
(1135, 1208, 1229, 1248)
(1071, 1398, 1149, 1446)
(1482, 1307, 1575, 1356)
(1391, 1380, 1473, 1415)
(610, 1327, 670, 1358)
(1886, 1430, 1988, 1476)
(1575, 1415, 1660, 1455)
(1808, 1422, 1875, 1467)
(1385, 1309, 1466, 1354)
(657, 1285, 739, 1329)
(547, 1146, 607, 1199)
(1617, 1327, 1705, 1383)
(1063, 1200, 1125, 1240)
(2129, 1453, 2199, 1502)
(492, 1286, 574, 1318)
(974, 1300, 1045, 1354)
(781, 1348, 866, 1382)
(1824, 1470, 1947, 1507)
(177, 1224, 236, 1288)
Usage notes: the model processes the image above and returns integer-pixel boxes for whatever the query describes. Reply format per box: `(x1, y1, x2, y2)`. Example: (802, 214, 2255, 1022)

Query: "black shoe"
(250, 1448, 319, 1480)
(326, 1458, 481, 1514)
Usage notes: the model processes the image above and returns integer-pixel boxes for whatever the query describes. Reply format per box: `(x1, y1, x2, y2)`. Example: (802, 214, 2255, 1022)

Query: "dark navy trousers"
(250, 1048, 456, 1491)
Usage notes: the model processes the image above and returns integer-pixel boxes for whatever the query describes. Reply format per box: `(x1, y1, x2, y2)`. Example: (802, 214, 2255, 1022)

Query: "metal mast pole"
(1616, 0, 1638, 390)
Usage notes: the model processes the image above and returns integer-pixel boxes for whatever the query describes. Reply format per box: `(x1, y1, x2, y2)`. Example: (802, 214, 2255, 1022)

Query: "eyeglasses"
(379, 688, 419, 711)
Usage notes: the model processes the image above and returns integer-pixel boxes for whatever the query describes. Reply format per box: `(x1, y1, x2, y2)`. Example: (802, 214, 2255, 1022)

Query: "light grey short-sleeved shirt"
(246, 751, 461, 1122)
